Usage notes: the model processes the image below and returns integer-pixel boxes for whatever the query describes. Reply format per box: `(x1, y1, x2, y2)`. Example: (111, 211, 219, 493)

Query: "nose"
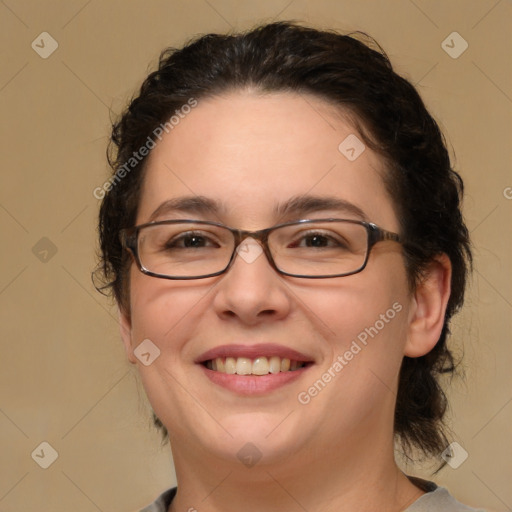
(211, 237, 292, 325)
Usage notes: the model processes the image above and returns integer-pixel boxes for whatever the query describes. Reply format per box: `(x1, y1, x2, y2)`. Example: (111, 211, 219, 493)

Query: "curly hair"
(93, 21, 472, 464)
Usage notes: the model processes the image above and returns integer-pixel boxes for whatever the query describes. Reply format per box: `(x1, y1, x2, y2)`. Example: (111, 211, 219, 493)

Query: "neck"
(167, 432, 424, 512)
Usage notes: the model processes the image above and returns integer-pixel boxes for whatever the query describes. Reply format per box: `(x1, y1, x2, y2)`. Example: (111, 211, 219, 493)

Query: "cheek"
(127, 269, 214, 349)
(126, 274, 217, 430)
(301, 255, 410, 371)
(293, 268, 410, 428)
(310, 273, 407, 339)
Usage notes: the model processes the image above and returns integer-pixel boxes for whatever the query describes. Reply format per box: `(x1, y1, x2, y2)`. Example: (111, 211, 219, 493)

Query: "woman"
(94, 22, 483, 512)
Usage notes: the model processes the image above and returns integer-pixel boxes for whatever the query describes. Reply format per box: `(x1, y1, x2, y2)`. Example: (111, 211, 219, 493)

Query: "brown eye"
(164, 231, 219, 250)
(288, 230, 349, 249)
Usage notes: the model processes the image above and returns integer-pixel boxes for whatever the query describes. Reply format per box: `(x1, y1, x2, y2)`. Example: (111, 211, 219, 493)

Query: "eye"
(288, 230, 349, 249)
(301, 234, 332, 248)
(165, 231, 220, 249)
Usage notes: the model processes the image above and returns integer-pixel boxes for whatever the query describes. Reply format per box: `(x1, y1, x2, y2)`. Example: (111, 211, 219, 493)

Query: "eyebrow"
(147, 196, 221, 222)
(274, 195, 368, 221)
(147, 194, 368, 223)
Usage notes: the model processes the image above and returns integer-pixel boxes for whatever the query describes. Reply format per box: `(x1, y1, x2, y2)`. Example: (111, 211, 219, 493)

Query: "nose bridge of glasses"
(237, 236, 262, 251)
(230, 226, 275, 268)
(230, 226, 268, 252)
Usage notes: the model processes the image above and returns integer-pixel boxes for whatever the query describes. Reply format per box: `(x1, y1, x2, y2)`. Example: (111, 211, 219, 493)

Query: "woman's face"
(120, 91, 418, 466)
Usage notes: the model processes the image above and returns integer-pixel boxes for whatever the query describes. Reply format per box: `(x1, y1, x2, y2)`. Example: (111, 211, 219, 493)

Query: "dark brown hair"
(94, 21, 471, 464)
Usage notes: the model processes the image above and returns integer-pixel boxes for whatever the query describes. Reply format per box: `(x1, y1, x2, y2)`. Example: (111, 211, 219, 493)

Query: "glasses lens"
(137, 222, 233, 277)
(270, 220, 368, 277)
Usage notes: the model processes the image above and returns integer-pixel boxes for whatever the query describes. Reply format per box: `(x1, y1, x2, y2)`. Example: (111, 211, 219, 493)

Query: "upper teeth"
(205, 356, 305, 375)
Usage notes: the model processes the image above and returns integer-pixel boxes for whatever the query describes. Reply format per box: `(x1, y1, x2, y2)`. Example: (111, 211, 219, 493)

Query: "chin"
(203, 412, 311, 463)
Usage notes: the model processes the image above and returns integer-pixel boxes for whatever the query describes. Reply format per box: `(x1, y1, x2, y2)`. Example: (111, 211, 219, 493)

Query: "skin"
(119, 91, 452, 512)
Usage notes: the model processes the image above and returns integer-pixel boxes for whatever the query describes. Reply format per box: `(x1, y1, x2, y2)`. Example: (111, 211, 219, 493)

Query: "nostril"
(222, 309, 276, 317)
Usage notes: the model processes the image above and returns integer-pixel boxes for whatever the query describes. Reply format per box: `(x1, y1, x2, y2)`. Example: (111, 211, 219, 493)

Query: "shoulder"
(138, 487, 177, 512)
(406, 478, 487, 512)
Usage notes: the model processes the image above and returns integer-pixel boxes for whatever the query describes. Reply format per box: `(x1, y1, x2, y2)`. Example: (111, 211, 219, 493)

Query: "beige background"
(0, 0, 511, 511)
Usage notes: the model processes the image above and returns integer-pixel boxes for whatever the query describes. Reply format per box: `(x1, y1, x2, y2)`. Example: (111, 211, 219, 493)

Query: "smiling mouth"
(202, 356, 311, 376)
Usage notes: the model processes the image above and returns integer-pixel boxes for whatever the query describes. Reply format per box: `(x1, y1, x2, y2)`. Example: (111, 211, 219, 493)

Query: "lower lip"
(199, 364, 311, 395)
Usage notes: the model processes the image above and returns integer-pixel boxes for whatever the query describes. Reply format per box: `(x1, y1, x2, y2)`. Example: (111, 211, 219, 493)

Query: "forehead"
(137, 91, 398, 230)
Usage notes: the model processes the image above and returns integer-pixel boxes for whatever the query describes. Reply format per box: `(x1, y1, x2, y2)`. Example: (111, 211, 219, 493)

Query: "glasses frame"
(119, 218, 401, 280)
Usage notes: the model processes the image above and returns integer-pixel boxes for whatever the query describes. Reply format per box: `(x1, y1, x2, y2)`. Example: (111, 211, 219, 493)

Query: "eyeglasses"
(120, 218, 402, 280)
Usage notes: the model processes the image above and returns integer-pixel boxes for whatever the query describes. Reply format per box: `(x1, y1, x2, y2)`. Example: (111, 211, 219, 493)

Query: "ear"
(404, 254, 452, 358)
(119, 305, 137, 364)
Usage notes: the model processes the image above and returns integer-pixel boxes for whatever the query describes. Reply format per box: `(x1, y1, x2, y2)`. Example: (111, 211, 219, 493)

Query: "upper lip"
(195, 344, 315, 364)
